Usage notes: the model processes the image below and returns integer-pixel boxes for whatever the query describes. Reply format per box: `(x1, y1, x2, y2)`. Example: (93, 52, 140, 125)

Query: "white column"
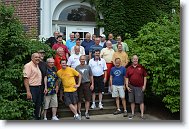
(40, 0, 51, 38)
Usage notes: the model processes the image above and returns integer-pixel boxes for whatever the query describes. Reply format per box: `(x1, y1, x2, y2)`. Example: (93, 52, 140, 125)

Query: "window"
(59, 5, 96, 22)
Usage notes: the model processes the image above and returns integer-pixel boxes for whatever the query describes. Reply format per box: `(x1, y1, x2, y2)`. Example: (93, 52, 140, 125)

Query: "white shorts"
(44, 94, 58, 109)
(112, 85, 125, 98)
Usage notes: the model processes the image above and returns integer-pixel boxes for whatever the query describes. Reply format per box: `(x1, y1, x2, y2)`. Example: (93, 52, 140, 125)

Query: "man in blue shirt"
(89, 37, 103, 60)
(66, 33, 76, 52)
(110, 58, 128, 117)
(81, 33, 95, 63)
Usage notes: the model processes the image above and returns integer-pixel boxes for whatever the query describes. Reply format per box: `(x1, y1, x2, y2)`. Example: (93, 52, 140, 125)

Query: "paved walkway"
(60, 113, 160, 121)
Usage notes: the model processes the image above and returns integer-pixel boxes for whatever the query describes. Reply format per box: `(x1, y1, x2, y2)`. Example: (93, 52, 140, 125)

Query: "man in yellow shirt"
(57, 59, 82, 120)
(112, 44, 129, 67)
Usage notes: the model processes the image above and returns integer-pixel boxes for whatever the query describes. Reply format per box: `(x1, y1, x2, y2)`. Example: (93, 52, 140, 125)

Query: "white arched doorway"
(52, 0, 104, 40)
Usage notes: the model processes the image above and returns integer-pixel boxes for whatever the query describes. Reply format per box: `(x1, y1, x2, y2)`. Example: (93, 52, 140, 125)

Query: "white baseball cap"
(100, 34, 106, 38)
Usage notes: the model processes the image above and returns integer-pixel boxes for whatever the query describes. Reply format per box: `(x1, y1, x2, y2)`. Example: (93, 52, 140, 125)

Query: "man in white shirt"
(67, 46, 81, 69)
(89, 49, 107, 110)
(71, 38, 85, 55)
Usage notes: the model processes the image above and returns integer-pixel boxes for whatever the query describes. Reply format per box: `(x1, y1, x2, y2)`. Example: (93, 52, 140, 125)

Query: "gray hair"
(46, 57, 54, 63)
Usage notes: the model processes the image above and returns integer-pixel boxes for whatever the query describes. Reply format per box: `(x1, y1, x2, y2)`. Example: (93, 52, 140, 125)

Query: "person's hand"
(110, 86, 113, 92)
(26, 91, 32, 100)
(127, 86, 132, 92)
(44, 88, 48, 95)
(142, 86, 146, 92)
(55, 87, 59, 94)
(103, 78, 106, 83)
(74, 85, 79, 88)
(90, 84, 94, 91)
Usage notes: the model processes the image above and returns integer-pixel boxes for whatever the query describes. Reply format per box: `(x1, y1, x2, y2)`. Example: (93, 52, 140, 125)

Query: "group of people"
(23, 31, 147, 120)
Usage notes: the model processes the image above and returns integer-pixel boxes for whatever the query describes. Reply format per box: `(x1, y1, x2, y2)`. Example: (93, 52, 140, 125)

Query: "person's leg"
(115, 97, 120, 110)
(131, 103, 135, 115)
(85, 101, 90, 113)
(78, 102, 81, 114)
(43, 109, 47, 119)
(52, 107, 57, 117)
(68, 104, 78, 115)
(140, 103, 144, 117)
(99, 92, 103, 104)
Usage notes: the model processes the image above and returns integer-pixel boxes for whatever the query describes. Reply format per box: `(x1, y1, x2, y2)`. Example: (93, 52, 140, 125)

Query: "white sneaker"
(99, 103, 103, 109)
(52, 116, 59, 120)
(44, 118, 47, 120)
(91, 103, 96, 109)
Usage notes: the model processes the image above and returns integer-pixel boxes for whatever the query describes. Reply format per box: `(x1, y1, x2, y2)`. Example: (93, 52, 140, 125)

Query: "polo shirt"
(66, 39, 76, 51)
(89, 44, 103, 58)
(81, 39, 95, 55)
(67, 54, 81, 69)
(100, 48, 114, 63)
(23, 61, 42, 86)
(88, 58, 107, 76)
(126, 64, 147, 87)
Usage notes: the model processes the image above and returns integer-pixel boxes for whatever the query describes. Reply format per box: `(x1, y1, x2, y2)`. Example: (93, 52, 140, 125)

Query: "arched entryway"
(52, 0, 104, 40)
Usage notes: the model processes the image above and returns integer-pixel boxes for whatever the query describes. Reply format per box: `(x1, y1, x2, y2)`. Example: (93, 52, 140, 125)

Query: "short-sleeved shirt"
(126, 64, 147, 87)
(110, 66, 126, 86)
(71, 45, 85, 55)
(75, 65, 93, 83)
(113, 42, 129, 52)
(52, 43, 69, 55)
(46, 67, 58, 96)
(88, 58, 107, 76)
(23, 61, 42, 86)
(45, 37, 57, 48)
(100, 48, 114, 63)
(112, 51, 129, 67)
(57, 67, 79, 92)
(89, 44, 103, 58)
(66, 39, 76, 51)
(67, 54, 81, 69)
(81, 39, 95, 55)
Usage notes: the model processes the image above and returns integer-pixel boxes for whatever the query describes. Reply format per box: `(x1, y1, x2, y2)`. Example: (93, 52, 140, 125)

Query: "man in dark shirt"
(45, 31, 59, 48)
(38, 50, 48, 119)
(81, 33, 95, 63)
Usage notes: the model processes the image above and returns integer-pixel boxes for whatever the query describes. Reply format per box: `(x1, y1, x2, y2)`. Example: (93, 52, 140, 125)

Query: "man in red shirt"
(126, 55, 147, 120)
(52, 35, 69, 59)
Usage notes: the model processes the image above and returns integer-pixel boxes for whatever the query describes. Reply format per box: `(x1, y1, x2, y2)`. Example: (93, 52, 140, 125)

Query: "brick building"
(4, 0, 104, 40)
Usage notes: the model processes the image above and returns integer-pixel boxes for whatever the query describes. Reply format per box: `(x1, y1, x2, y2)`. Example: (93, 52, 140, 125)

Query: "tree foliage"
(0, 3, 53, 119)
(126, 14, 180, 113)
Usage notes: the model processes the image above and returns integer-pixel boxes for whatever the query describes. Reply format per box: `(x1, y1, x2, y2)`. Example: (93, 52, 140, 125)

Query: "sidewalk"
(60, 112, 160, 121)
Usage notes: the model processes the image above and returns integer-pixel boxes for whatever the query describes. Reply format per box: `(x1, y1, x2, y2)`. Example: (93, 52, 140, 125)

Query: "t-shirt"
(110, 66, 126, 86)
(89, 44, 103, 58)
(46, 67, 58, 96)
(52, 43, 69, 56)
(54, 54, 66, 71)
(67, 54, 81, 69)
(57, 67, 79, 92)
(81, 39, 95, 55)
(75, 65, 93, 83)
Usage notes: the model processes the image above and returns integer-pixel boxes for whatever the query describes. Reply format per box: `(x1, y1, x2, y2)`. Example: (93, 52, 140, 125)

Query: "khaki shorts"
(112, 85, 125, 98)
(44, 94, 58, 109)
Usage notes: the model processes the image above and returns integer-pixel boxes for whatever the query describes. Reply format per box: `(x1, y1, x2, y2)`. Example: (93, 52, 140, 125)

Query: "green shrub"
(126, 14, 180, 113)
(0, 3, 53, 119)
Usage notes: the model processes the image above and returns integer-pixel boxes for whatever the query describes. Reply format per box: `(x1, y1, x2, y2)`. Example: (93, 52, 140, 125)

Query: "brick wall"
(5, 0, 40, 38)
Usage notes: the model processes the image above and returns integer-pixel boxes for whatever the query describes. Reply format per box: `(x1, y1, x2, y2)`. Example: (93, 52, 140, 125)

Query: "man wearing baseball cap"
(99, 34, 106, 48)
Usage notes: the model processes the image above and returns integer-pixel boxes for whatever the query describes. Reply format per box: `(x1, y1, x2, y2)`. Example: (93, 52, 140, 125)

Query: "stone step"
(58, 99, 116, 109)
